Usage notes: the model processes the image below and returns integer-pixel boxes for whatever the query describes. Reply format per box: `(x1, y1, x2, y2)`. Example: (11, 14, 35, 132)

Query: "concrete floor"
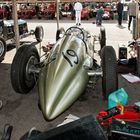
(0, 19, 140, 140)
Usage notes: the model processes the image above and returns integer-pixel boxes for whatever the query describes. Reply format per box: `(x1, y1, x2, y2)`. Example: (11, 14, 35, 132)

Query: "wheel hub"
(26, 56, 39, 81)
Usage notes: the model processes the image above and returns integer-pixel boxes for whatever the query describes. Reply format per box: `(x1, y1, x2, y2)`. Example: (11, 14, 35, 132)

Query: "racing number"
(62, 49, 78, 67)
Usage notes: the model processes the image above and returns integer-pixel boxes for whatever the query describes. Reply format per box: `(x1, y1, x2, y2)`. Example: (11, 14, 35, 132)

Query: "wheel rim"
(25, 55, 38, 85)
(0, 40, 4, 57)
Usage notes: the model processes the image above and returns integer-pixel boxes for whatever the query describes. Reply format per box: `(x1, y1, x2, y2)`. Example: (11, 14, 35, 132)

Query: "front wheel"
(101, 46, 118, 99)
(0, 37, 7, 62)
(11, 45, 40, 94)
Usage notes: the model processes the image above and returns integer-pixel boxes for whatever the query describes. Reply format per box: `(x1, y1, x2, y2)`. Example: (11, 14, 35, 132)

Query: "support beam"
(12, 0, 20, 50)
(56, 0, 60, 30)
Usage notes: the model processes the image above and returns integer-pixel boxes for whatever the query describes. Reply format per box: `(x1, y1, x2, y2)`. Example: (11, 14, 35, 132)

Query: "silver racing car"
(11, 26, 118, 120)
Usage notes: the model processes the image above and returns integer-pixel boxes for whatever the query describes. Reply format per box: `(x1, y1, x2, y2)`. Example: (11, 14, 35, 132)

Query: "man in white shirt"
(74, 0, 83, 25)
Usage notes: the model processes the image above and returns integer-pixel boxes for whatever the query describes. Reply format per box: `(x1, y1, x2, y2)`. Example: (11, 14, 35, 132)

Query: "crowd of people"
(0, 1, 117, 20)
(116, 0, 139, 30)
(0, 0, 139, 28)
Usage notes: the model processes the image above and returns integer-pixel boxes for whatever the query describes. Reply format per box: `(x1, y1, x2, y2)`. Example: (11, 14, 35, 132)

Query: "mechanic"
(74, 0, 83, 26)
(128, 0, 139, 30)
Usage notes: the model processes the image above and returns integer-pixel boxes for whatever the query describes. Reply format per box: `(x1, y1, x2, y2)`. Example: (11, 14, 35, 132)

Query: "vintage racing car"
(0, 19, 44, 62)
(41, 3, 55, 19)
(18, 9, 36, 19)
(10, 26, 118, 121)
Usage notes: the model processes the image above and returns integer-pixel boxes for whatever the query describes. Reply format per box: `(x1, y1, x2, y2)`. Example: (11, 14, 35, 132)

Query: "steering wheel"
(65, 26, 85, 40)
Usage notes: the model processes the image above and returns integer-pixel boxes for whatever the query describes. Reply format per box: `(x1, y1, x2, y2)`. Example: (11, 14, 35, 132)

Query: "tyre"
(34, 26, 44, 42)
(56, 27, 65, 41)
(0, 37, 7, 62)
(101, 46, 118, 99)
(1, 124, 13, 140)
(11, 45, 40, 94)
(99, 27, 106, 50)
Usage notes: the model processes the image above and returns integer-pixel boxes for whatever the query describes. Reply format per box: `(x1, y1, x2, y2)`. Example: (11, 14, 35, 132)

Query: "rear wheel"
(11, 45, 40, 94)
(0, 37, 7, 62)
(101, 46, 118, 99)
(99, 27, 106, 50)
(34, 26, 44, 42)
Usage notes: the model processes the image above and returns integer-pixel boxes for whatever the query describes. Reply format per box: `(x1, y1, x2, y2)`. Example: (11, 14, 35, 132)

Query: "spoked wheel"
(11, 45, 40, 94)
(99, 27, 106, 50)
(34, 26, 44, 42)
(0, 37, 7, 62)
(101, 46, 118, 99)
(56, 27, 65, 41)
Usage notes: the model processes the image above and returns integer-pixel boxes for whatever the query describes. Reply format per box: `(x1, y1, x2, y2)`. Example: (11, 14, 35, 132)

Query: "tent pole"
(12, 0, 20, 51)
(56, 0, 59, 30)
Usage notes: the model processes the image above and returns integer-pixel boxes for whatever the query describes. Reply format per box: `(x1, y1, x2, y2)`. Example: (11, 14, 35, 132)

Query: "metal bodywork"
(37, 27, 98, 120)
(39, 33, 91, 120)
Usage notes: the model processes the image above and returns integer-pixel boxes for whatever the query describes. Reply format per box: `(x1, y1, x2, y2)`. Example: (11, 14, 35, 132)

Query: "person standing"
(117, 1, 124, 26)
(35, 4, 40, 18)
(74, 0, 83, 26)
(128, 0, 139, 30)
(4, 5, 11, 20)
(96, 6, 104, 26)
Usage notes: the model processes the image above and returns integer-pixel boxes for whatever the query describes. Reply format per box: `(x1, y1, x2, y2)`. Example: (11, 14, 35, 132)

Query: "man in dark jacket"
(117, 1, 124, 26)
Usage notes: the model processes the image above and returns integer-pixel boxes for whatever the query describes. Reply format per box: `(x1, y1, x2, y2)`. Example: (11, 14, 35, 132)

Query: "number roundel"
(62, 49, 78, 67)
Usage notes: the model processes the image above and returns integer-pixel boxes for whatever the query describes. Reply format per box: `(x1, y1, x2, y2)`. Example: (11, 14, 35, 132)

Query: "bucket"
(108, 88, 128, 109)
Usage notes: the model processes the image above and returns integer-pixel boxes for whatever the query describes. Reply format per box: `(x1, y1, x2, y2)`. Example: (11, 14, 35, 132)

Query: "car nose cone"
(38, 36, 89, 120)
